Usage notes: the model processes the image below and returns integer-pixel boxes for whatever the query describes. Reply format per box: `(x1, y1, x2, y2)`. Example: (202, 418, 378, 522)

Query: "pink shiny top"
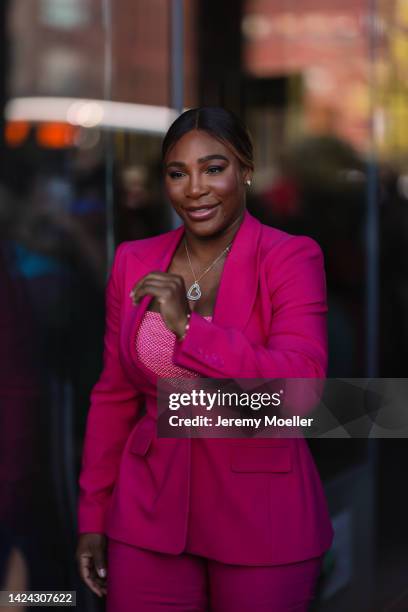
(135, 310, 212, 379)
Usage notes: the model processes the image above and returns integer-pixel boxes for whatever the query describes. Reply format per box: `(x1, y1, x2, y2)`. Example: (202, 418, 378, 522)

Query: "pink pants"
(106, 538, 323, 612)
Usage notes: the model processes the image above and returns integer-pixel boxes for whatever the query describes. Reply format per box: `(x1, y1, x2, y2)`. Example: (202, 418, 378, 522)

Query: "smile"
(184, 204, 220, 222)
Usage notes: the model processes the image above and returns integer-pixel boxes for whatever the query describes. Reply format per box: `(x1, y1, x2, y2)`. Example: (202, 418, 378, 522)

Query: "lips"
(184, 203, 220, 222)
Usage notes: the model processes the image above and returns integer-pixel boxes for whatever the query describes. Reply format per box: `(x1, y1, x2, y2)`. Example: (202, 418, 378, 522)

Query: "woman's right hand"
(76, 533, 108, 597)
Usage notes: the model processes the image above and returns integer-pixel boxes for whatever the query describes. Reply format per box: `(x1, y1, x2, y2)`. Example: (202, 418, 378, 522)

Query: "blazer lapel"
(126, 225, 185, 363)
(213, 209, 262, 331)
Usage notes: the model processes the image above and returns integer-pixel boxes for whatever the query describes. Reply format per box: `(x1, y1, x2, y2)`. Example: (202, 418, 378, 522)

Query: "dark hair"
(162, 107, 254, 171)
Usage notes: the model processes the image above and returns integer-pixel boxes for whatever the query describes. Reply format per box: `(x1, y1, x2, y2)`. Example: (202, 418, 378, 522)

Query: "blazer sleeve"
(78, 242, 144, 534)
(172, 236, 328, 379)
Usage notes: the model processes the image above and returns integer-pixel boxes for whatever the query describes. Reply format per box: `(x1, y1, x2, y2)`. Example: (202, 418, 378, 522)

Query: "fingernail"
(97, 568, 107, 578)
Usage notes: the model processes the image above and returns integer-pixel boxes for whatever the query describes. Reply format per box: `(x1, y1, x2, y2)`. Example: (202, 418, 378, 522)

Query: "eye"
(168, 171, 185, 179)
(206, 165, 224, 174)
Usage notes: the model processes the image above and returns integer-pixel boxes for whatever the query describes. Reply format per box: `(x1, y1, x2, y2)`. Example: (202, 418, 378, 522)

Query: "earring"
(245, 179, 252, 187)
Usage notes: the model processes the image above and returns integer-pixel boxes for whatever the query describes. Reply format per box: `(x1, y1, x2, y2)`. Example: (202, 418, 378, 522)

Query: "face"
(163, 129, 252, 238)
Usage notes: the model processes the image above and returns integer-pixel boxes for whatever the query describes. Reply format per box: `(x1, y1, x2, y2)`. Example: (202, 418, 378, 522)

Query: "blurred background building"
(1, 1, 408, 610)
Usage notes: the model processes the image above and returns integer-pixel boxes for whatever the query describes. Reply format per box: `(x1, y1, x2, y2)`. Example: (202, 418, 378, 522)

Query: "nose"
(185, 170, 209, 200)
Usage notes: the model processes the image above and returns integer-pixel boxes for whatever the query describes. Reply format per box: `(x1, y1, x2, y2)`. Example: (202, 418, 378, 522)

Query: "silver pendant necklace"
(184, 239, 232, 301)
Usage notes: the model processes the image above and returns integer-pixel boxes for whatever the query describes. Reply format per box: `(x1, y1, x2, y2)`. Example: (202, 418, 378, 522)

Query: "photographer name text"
(168, 415, 314, 429)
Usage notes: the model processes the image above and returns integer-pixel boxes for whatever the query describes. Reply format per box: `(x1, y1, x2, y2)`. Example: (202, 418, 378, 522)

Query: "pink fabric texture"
(106, 538, 323, 612)
(135, 310, 212, 379)
(78, 209, 334, 565)
(135, 310, 225, 558)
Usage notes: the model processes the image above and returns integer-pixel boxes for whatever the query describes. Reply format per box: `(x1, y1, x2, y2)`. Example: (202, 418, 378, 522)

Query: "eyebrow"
(165, 154, 229, 169)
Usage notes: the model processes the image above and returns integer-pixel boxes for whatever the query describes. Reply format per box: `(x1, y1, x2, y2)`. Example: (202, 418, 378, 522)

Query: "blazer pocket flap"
(230, 445, 292, 473)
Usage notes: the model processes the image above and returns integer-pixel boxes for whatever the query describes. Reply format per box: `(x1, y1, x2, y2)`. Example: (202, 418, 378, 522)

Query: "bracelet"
(178, 313, 191, 341)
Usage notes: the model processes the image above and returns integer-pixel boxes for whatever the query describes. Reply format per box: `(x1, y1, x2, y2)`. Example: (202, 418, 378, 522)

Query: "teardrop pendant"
(187, 281, 202, 301)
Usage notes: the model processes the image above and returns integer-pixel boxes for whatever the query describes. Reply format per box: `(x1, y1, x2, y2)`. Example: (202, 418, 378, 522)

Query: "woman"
(77, 107, 334, 611)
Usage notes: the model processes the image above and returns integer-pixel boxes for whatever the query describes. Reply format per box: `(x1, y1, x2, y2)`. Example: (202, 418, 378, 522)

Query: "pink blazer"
(78, 209, 334, 565)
